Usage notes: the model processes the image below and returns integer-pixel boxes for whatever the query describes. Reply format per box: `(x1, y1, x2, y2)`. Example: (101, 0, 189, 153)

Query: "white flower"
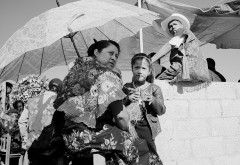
(109, 90, 116, 97)
(80, 132, 84, 138)
(88, 69, 98, 79)
(72, 139, 78, 149)
(90, 85, 98, 97)
(11, 74, 49, 106)
(123, 139, 132, 149)
(110, 141, 117, 147)
(69, 96, 84, 109)
(23, 91, 28, 96)
(101, 81, 114, 92)
(104, 139, 110, 145)
(98, 94, 107, 104)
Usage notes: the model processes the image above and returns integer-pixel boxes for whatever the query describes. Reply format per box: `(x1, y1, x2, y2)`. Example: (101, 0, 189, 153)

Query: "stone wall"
(154, 80, 240, 165)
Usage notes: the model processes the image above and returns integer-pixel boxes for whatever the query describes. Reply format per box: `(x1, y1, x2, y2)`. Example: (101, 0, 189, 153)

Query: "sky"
(0, 0, 240, 82)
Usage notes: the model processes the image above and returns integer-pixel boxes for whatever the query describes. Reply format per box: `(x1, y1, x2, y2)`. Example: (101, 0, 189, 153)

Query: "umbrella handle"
(56, 0, 60, 7)
(70, 37, 81, 58)
(64, 13, 84, 59)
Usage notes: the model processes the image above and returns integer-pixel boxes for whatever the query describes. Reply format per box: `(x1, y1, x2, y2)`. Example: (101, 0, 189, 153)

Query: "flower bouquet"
(11, 75, 49, 105)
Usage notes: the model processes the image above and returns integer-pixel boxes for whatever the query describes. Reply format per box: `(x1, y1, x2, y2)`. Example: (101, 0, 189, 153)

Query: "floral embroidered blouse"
(54, 57, 125, 128)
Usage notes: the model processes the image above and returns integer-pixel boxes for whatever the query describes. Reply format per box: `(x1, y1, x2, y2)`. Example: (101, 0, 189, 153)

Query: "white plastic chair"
(92, 149, 106, 165)
(0, 133, 21, 165)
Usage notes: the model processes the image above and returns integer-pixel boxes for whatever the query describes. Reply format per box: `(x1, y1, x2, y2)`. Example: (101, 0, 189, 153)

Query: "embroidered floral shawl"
(27, 91, 56, 148)
(54, 57, 126, 128)
(175, 29, 211, 82)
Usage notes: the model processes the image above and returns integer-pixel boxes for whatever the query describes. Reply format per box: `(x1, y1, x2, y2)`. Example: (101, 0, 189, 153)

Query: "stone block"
(206, 83, 236, 99)
(225, 135, 240, 155)
(213, 155, 240, 165)
(156, 139, 191, 161)
(164, 100, 189, 119)
(157, 118, 174, 138)
(211, 118, 240, 136)
(192, 137, 224, 158)
(189, 100, 222, 118)
(171, 82, 208, 100)
(222, 100, 240, 117)
(162, 160, 177, 165)
(155, 80, 175, 99)
(173, 119, 210, 139)
(178, 159, 211, 165)
(235, 84, 240, 99)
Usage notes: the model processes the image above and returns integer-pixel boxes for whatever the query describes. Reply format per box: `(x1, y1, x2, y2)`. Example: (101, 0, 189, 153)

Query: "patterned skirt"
(63, 123, 150, 165)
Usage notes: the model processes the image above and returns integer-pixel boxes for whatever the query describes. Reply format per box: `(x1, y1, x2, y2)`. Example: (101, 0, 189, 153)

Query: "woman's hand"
(109, 100, 129, 131)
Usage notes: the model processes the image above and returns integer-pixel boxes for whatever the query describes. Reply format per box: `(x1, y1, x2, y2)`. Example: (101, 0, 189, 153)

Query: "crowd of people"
(0, 13, 231, 165)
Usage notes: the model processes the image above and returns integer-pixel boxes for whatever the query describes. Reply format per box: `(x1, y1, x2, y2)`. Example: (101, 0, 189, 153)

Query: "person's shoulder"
(77, 56, 94, 62)
(183, 29, 197, 41)
(72, 56, 94, 67)
(98, 70, 123, 89)
(149, 83, 163, 93)
(99, 69, 122, 81)
(149, 83, 160, 89)
(182, 28, 193, 35)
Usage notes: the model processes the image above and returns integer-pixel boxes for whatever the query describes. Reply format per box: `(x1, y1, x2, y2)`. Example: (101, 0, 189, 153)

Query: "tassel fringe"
(128, 122, 138, 140)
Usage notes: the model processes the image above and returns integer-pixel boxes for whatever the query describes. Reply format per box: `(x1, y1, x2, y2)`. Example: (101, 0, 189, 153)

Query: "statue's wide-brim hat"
(161, 13, 190, 36)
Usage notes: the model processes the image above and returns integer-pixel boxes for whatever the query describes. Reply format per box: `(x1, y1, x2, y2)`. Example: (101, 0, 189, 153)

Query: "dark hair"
(131, 53, 154, 83)
(6, 82, 13, 88)
(206, 58, 215, 70)
(87, 40, 120, 57)
(49, 78, 63, 92)
(148, 52, 156, 58)
(149, 52, 161, 64)
(13, 100, 24, 110)
(168, 19, 182, 28)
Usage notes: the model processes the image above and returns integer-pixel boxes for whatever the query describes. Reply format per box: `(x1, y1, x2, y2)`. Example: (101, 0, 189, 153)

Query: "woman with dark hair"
(206, 58, 226, 82)
(53, 40, 150, 165)
(0, 99, 24, 162)
(13, 100, 24, 113)
(5, 82, 13, 112)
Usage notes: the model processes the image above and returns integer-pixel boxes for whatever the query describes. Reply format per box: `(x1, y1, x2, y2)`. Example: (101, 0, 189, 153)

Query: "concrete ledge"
(154, 80, 240, 165)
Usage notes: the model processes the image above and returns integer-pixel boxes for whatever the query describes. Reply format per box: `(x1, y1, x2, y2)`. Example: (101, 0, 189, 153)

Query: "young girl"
(123, 53, 166, 165)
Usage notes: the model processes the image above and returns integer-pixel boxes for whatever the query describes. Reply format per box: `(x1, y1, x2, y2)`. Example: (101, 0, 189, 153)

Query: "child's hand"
(128, 90, 141, 102)
(143, 93, 153, 105)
